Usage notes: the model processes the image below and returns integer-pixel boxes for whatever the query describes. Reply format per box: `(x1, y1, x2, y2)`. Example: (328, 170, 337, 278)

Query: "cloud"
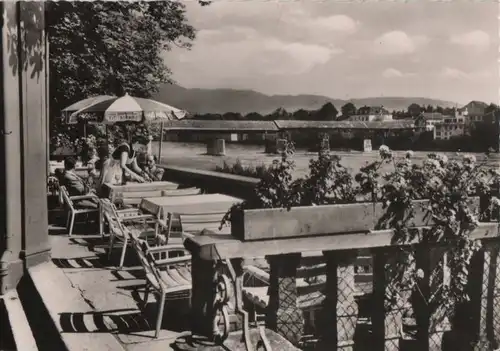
(373, 31, 428, 55)
(308, 15, 359, 34)
(450, 30, 490, 52)
(382, 68, 415, 78)
(176, 26, 341, 77)
(439, 67, 491, 80)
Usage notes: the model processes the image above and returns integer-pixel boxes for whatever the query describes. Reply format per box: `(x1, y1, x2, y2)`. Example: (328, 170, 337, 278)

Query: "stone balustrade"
(159, 165, 500, 351)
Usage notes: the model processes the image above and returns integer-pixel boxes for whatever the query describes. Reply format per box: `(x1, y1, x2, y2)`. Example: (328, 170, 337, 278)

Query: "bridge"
(161, 119, 418, 132)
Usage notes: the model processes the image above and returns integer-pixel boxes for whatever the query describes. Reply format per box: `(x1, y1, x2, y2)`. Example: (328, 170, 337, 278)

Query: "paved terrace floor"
(41, 219, 190, 351)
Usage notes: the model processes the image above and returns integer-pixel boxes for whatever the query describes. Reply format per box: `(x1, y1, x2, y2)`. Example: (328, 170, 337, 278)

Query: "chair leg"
(118, 236, 128, 269)
(108, 234, 115, 260)
(99, 208, 104, 237)
(68, 212, 76, 236)
(65, 210, 71, 230)
(143, 283, 150, 308)
(155, 295, 166, 338)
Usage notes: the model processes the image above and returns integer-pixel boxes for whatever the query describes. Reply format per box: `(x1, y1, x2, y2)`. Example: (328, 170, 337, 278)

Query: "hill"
(153, 84, 460, 115)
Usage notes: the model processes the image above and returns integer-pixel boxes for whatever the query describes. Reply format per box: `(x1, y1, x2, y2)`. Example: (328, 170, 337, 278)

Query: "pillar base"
(0, 250, 24, 295)
(20, 245, 51, 270)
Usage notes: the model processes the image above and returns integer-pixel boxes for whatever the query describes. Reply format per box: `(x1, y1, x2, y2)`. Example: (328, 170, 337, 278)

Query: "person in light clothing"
(96, 139, 146, 193)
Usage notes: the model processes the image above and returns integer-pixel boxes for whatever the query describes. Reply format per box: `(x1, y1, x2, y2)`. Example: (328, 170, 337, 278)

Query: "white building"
(348, 106, 393, 122)
(416, 112, 447, 131)
(433, 110, 468, 140)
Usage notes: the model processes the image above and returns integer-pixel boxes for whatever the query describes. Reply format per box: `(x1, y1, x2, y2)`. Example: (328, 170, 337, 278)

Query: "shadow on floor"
(59, 309, 152, 334)
(51, 253, 110, 269)
(110, 267, 147, 281)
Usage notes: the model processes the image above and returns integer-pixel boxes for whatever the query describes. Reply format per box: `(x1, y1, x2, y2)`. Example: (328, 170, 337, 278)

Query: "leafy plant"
(215, 159, 271, 179)
(221, 140, 500, 334)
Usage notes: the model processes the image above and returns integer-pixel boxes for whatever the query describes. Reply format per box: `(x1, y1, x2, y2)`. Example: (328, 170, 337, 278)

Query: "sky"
(164, 0, 499, 105)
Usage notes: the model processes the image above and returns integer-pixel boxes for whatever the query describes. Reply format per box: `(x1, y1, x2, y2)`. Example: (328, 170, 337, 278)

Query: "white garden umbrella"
(66, 93, 187, 160)
(62, 95, 116, 137)
(67, 93, 187, 124)
(62, 95, 116, 122)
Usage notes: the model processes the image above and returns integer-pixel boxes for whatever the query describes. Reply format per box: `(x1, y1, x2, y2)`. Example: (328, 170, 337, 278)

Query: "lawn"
(151, 141, 500, 179)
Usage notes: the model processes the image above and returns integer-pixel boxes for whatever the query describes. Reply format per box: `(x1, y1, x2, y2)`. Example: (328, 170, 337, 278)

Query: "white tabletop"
(139, 193, 243, 216)
(104, 181, 179, 191)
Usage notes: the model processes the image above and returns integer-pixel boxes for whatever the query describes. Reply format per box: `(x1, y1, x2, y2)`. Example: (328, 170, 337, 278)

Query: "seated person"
(142, 155, 164, 181)
(62, 157, 98, 209)
(83, 147, 100, 186)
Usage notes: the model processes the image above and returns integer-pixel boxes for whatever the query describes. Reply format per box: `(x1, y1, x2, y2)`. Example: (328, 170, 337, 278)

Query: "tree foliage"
(47, 1, 203, 115)
(312, 102, 338, 121)
(221, 142, 500, 335)
(340, 102, 357, 119)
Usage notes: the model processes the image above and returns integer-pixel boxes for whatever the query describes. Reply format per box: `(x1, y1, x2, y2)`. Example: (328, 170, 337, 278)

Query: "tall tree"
(47, 1, 207, 116)
(407, 103, 422, 117)
(245, 112, 264, 120)
(313, 102, 338, 121)
(340, 102, 357, 119)
(269, 107, 290, 120)
(292, 109, 311, 120)
(222, 112, 244, 120)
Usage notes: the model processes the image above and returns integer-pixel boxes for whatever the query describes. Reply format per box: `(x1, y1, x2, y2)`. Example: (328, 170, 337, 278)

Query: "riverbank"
(151, 141, 499, 179)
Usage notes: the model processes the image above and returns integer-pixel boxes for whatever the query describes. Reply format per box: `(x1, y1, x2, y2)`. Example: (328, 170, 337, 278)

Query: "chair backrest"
(129, 234, 163, 292)
(100, 198, 127, 238)
(179, 210, 228, 233)
(60, 186, 73, 209)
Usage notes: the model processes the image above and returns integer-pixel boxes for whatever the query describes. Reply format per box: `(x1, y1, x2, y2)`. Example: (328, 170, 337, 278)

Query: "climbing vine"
(221, 136, 500, 331)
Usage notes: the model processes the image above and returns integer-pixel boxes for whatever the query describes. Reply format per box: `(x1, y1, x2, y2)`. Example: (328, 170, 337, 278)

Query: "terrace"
(2, 3, 500, 351)
(11, 165, 498, 351)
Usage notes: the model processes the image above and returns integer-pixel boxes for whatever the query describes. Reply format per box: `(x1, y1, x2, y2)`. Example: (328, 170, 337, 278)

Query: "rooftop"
(274, 119, 415, 130)
(419, 112, 449, 120)
(162, 119, 279, 132)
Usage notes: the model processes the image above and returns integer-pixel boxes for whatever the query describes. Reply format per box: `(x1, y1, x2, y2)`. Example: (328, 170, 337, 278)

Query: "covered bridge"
(273, 119, 417, 131)
(161, 120, 279, 143)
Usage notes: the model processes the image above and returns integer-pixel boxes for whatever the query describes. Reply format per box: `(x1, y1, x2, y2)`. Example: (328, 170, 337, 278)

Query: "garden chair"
(157, 206, 230, 245)
(59, 186, 100, 236)
(100, 198, 161, 269)
(129, 233, 192, 338)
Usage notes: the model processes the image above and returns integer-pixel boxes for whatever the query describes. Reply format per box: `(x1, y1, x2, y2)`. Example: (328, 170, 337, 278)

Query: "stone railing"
(160, 165, 500, 351)
(159, 165, 258, 200)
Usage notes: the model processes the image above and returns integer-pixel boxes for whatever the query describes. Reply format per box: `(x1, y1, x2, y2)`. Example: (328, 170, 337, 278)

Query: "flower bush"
(221, 139, 500, 332)
(215, 159, 271, 179)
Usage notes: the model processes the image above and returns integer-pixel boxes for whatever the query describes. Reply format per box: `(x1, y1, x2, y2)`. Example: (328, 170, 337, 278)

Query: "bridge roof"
(273, 120, 416, 130)
(162, 119, 279, 131)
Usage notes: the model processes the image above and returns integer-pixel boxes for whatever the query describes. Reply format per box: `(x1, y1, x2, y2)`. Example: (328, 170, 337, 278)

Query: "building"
(433, 112, 468, 140)
(459, 100, 490, 123)
(415, 112, 448, 131)
(348, 106, 393, 122)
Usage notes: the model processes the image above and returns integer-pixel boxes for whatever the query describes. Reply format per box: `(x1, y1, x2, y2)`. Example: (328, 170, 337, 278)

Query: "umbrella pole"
(158, 121, 164, 163)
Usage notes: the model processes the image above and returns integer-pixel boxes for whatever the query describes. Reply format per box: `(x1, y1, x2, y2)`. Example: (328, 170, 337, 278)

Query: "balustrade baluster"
(190, 254, 217, 339)
(412, 247, 451, 351)
(266, 253, 304, 345)
(460, 244, 500, 350)
(372, 250, 408, 351)
(317, 251, 358, 351)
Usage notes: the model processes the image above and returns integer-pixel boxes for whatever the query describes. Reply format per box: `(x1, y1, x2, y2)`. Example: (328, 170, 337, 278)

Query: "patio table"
(139, 193, 242, 217)
(102, 181, 180, 204)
